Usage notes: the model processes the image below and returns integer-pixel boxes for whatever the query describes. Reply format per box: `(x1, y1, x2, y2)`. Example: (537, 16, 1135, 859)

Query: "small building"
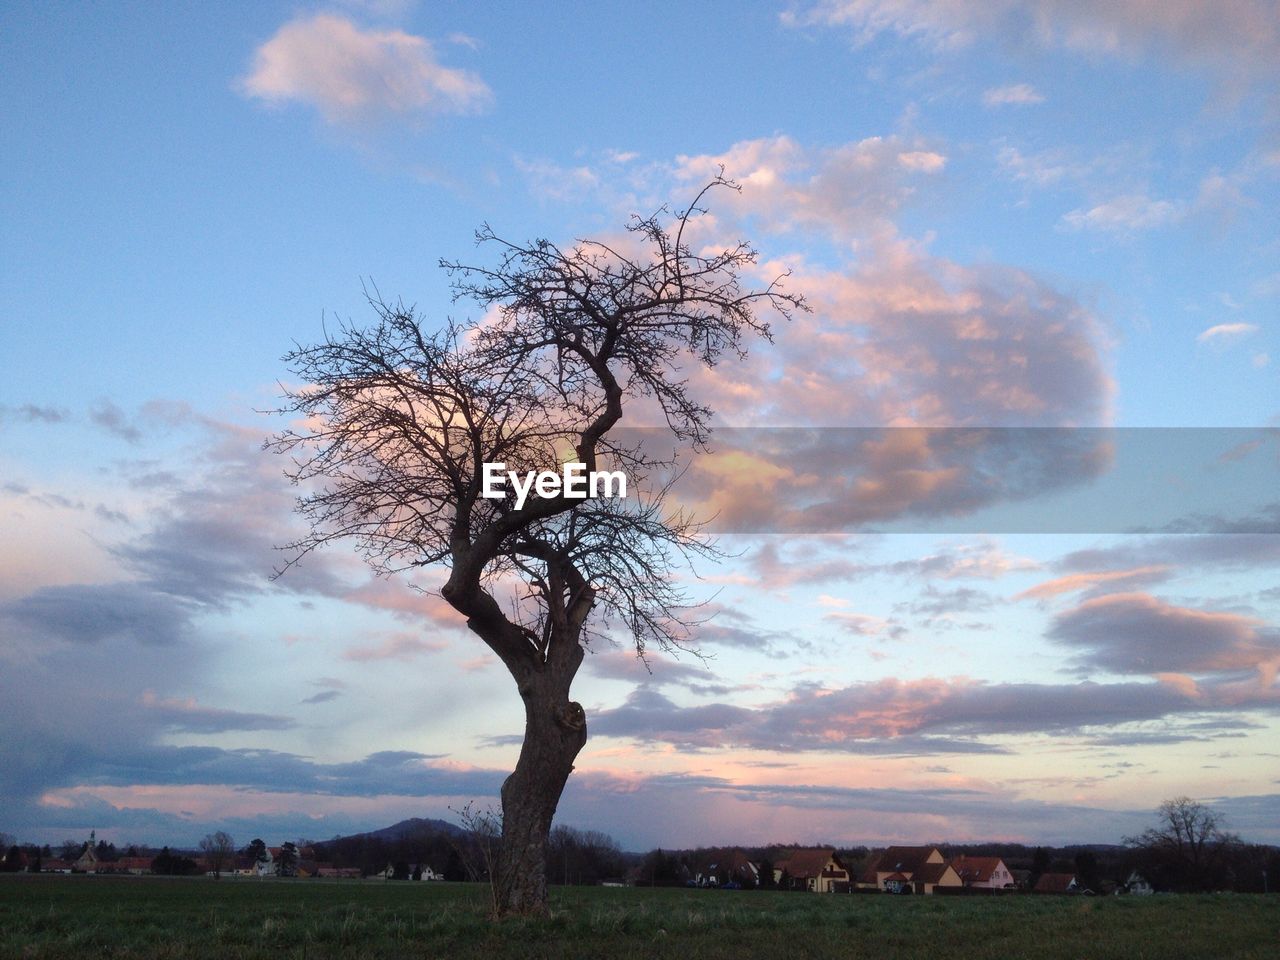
(696, 850, 759, 888)
(73, 845, 100, 874)
(859, 846, 963, 895)
(113, 856, 153, 876)
(1121, 870, 1153, 895)
(1034, 872, 1082, 894)
(316, 865, 363, 879)
(776, 849, 850, 893)
(951, 855, 1016, 890)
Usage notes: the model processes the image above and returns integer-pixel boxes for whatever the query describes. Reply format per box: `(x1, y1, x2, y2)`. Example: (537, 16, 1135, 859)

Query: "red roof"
(778, 849, 844, 880)
(1034, 872, 1077, 893)
(951, 856, 1005, 883)
(913, 862, 958, 886)
(860, 846, 940, 883)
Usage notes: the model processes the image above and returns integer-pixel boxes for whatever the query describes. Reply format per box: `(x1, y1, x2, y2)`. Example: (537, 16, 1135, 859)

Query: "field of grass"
(1, 875, 1276, 959)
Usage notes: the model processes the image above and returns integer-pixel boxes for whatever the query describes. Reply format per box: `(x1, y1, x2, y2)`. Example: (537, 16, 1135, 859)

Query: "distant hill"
(342, 817, 466, 844)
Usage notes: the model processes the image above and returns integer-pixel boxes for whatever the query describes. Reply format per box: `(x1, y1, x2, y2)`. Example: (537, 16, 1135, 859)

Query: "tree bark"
(492, 663, 587, 916)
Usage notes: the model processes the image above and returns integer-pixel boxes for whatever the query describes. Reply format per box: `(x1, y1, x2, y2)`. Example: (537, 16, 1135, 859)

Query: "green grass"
(1, 876, 1276, 959)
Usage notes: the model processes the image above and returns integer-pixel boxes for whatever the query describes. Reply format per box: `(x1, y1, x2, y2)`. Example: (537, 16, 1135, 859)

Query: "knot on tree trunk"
(555, 701, 586, 731)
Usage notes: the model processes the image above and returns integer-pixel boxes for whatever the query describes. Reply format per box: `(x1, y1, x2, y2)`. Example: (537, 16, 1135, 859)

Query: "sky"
(2, 0, 1278, 852)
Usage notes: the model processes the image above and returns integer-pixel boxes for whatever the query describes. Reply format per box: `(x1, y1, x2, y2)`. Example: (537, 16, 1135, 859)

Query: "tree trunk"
(492, 664, 587, 916)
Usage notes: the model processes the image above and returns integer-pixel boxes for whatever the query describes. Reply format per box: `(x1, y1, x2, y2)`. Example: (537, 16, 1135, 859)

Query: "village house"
(950, 855, 1016, 890)
(695, 849, 760, 888)
(1121, 870, 1154, 895)
(775, 849, 850, 893)
(858, 846, 963, 895)
(73, 844, 100, 874)
(315, 865, 363, 879)
(1034, 872, 1083, 894)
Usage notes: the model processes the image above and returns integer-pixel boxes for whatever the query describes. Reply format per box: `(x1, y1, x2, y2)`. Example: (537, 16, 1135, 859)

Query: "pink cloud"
(785, 1, 1280, 77)
(1015, 565, 1172, 601)
(240, 14, 491, 127)
(342, 632, 449, 662)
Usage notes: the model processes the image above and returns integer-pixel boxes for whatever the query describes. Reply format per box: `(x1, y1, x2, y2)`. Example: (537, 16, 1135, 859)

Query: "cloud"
(138, 692, 295, 733)
(1047, 592, 1280, 677)
(89, 399, 143, 443)
(0, 403, 68, 425)
(1062, 193, 1183, 234)
(1197, 322, 1260, 344)
(590, 674, 1271, 754)
(2, 582, 196, 647)
(784, 1, 1280, 79)
(673, 135, 947, 241)
(824, 611, 894, 635)
(897, 584, 995, 618)
(342, 631, 449, 661)
(301, 690, 343, 704)
(1058, 534, 1280, 574)
(742, 537, 1038, 591)
(240, 14, 491, 127)
(983, 83, 1045, 106)
(662, 428, 1116, 534)
(897, 150, 947, 172)
(1014, 565, 1173, 601)
(996, 145, 1099, 188)
(581, 646, 738, 694)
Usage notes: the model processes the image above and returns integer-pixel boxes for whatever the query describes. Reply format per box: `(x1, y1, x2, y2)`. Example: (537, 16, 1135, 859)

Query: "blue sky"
(1, 1, 1278, 851)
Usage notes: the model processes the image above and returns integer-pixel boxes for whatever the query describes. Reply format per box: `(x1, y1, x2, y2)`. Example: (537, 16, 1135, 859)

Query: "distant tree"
(443, 848, 467, 882)
(277, 841, 299, 877)
(1125, 796, 1239, 892)
(641, 848, 683, 887)
(757, 858, 776, 890)
(2, 845, 21, 872)
(152, 847, 200, 876)
(59, 840, 81, 860)
(244, 838, 268, 866)
(0, 833, 14, 852)
(548, 825, 625, 885)
(1074, 850, 1101, 892)
(272, 178, 804, 916)
(1029, 846, 1050, 888)
(199, 831, 235, 879)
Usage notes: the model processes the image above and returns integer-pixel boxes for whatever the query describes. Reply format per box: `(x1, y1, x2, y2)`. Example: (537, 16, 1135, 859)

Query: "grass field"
(1, 876, 1276, 959)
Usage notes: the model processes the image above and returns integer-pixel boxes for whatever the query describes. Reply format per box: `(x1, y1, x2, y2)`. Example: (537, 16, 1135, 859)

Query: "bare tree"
(199, 830, 235, 879)
(270, 178, 803, 916)
(1125, 796, 1239, 891)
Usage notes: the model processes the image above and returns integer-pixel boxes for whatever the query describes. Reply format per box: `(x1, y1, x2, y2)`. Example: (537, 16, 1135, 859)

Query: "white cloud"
(240, 14, 491, 127)
(673, 135, 947, 240)
(983, 83, 1044, 106)
(1197, 322, 1260, 344)
(1061, 193, 1182, 234)
(897, 150, 947, 172)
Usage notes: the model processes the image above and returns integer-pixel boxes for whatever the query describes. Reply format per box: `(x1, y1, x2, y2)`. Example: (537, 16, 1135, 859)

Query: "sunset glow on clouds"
(2, 2, 1278, 850)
